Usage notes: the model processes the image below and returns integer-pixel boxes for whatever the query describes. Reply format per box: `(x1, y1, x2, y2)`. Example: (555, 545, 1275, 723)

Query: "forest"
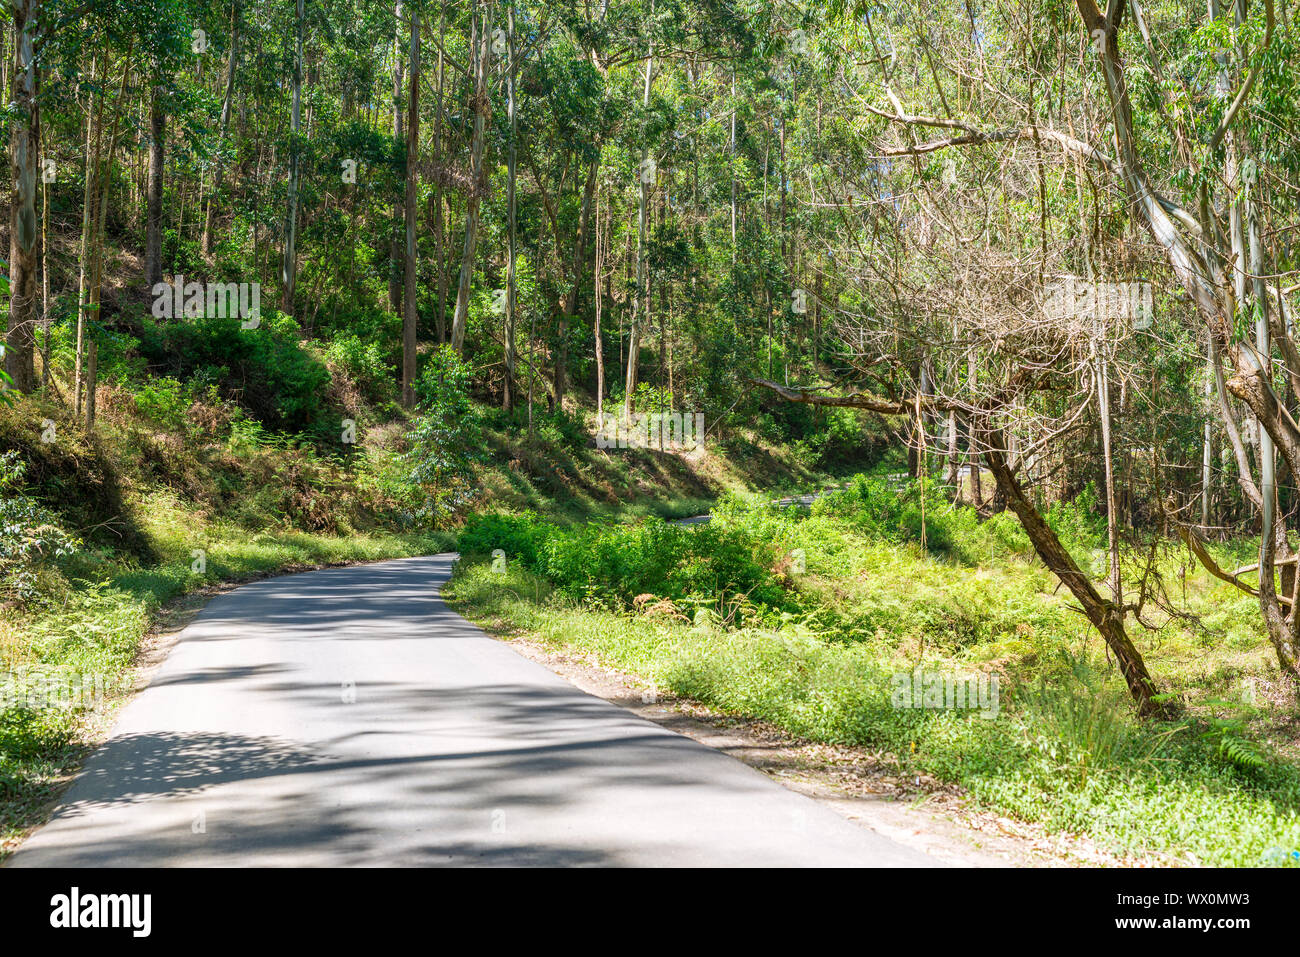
(2, 0, 1300, 867)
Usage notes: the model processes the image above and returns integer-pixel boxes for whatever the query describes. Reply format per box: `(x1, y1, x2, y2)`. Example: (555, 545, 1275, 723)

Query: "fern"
(1215, 729, 1269, 773)
(1197, 708, 1270, 775)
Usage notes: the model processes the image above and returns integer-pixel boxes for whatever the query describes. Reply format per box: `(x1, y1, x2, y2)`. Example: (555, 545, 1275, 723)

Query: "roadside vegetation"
(447, 476, 1300, 867)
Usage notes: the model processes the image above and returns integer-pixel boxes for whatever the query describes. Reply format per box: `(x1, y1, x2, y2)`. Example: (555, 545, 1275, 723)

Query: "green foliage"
(791, 406, 886, 470)
(449, 471, 1300, 866)
(458, 510, 789, 619)
(0, 451, 80, 604)
(541, 518, 787, 613)
(811, 473, 1033, 564)
(1020, 650, 1148, 786)
(10, 0, 1300, 869)
(0, 489, 451, 842)
(1195, 700, 1271, 777)
(133, 376, 190, 432)
(403, 346, 484, 526)
(324, 333, 393, 401)
(1044, 482, 1108, 550)
(0, 707, 77, 798)
(162, 227, 202, 276)
(0, 707, 76, 765)
(450, 536, 1300, 867)
(458, 511, 553, 567)
(138, 312, 331, 432)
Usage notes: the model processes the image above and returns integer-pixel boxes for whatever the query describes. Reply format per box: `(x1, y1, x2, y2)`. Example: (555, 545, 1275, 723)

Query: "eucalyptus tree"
(280, 0, 305, 314)
(751, 1, 1187, 714)
(503, 0, 517, 408)
(747, 0, 1300, 702)
(5, 0, 114, 393)
(449, 0, 493, 353)
(1072, 0, 1300, 682)
(199, 0, 242, 257)
(139, 0, 203, 288)
(400, 0, 420, 407)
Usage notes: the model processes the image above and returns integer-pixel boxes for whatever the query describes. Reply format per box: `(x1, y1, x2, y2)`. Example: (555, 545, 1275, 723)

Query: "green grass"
(445, 486, 1300, 867)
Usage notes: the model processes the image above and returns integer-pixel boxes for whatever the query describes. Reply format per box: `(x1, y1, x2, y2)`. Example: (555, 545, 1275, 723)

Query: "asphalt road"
(8, 555, 932, 867)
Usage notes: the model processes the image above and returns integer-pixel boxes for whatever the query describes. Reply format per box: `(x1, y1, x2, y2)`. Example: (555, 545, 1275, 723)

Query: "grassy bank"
(445, 480, 1300, 867)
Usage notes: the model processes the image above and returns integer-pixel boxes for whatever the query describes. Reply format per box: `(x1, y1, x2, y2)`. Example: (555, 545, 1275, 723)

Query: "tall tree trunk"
(6, 0, 40, 393)
(400, 7, 420, 408)
(729, 68, 736, 260)
(624, 34, 653, 420)
(281, 0, 305, 315)
(1073, 0, 1300, 679)
(554, 160, 598, 408)
(87, 52, 132, 373)
(76, 50, 102, 414)
(594, 185, 605, 419)
(145, 84, 164, 286)
(945, 410, 959, 490)
(40, 121, 49, 389)
(430, 7, 447, 343)
(503, 1, 516, 409)
(83, 341, 97, 428)
(967, 354, 983, 509)
(389, 1, 404, 314)
(449, 0, 490, 354)
(969, 446, 983, 510)
(1235, 0, 1283, 620)
(201, 1, 240, 257)
(1098, 344, 1121, 604)
(1201, 342, 1214, 530)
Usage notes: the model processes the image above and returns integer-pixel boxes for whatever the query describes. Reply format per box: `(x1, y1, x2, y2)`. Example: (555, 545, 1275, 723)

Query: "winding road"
(8, 555, 932, 867)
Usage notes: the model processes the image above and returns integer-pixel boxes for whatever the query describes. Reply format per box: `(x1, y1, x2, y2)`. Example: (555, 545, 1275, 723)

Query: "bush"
(791, 406, 887, 470)
(1045, 481, 1108, 550)
(531, 406, 588, 451)
(0, 705, 78, 799)
(162, 227, 201, 275)
(324, 333, 394, 401)
(403, 346, 484, 526)
(812, 473, 905, 533)
(138, 311, 331, 431)
(459, 511, 790, 618)
(133, 376, 190, 432)
(446, 474, 1300, 867)
(458, 512, 554, 567)
(0, 706, 76, 764)
(0, 451, 80, 604)
(809, 473, 1038, 566)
